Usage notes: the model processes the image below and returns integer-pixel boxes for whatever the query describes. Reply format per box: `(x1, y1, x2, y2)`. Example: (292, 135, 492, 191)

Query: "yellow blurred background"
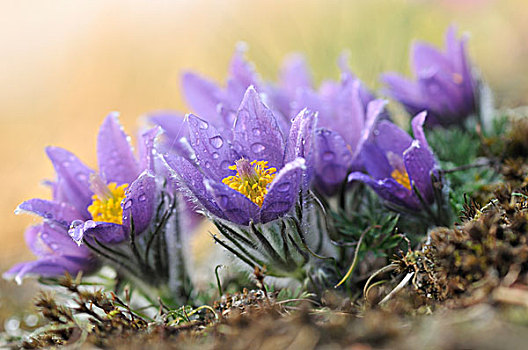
(1, 0, 528, 270)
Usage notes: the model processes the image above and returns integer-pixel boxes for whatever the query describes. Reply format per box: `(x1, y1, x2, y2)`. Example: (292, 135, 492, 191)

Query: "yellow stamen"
(87, 182, 128, 224)
(222, 159, 276, 207)
(391, 168, 412, 191)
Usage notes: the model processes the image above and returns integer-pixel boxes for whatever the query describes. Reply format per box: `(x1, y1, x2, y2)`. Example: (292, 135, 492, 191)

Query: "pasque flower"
(348, 112, 438, 211)
(382, 26, 477, 127)
(4, 113, 158, 281)
(163, 86, 316, 225)
(267, 54, 387, 195)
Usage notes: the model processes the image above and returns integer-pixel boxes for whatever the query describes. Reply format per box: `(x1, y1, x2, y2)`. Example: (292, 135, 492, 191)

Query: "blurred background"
(1, 0, 527, 307)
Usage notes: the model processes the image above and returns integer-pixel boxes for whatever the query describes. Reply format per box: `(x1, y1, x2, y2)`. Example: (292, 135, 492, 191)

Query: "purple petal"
(348, 172, 421, 210)
(314, 128, 354, 195)
(260, 158, 304, 223)
(404, 140, 437, 204)
(16, 199, 83, 226)
(284, 108, 317, 167)
(226, 48, 259, 101)
(411, 111, 430, 149)
(382, 73, 429, 117)
(3, 255, 96, 283)
(372, 121, 413, 156)
(279, 54, 312, 96)
(182, 72, 223, 125)
(232, 87, 285, 170)
(69, 220, 127, 245)
(138, 127, 160, 173)
(45, 146, 94, 217)
(204, 179, 259, 225)
(122, 172, 156, 235)
(162, 153, 225, 219)
(97, 113, 139, 185)
(359, 142, 393, 179)
(26, 223, 90, 258)
(352, 99, 388, 162)
(186, 114, 234, 182)
(332, 80, 365, 148)
(412, 42, 453, 76)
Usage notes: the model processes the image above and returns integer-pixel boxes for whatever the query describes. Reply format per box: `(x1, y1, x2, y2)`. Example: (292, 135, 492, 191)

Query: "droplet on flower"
(276, 182, 291, 192)
(251, 143, 266, 153)
(209, 136, 224, 149)
(218, 195, 229, 207)
(212, 152, 219, 159)
(138, 194, 146, 202)
(252, 128, 261, 136)
(76, 172, 88, 182)
(123, 199, 133, 210)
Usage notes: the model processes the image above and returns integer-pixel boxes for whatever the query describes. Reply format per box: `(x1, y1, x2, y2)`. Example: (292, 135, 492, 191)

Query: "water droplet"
(41, 233, 49, 240)
(252, 128, 261, 136)
(4, 317, 20, 335)
(50, 244, 59, 250)
(62, 161, 70, 168)
(138, 194, 146, 202)
(212, 152, 219, 159)
(24, 314, 38, 327)
(123, 199, 133, 210)
(76, 172, 88, 182)
(44, 212, 53, 219)
(276, 182, 291, 192)
(323, 151, 335, 161)
(218, 195, 228, 207)
(209, 136, 224, 149)
(197, 119, 209, 129)
(251, 143, 266, 153)
(204, 161, 211, 169)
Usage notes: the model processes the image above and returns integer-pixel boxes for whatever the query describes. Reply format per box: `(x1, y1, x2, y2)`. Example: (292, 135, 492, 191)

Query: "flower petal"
(260, 158, 305, 223)
(186, 114, 234, 182)
(313, 128, 354, 195)
(69, 220, 127, 245)
(403, 140, 437, 204)
(16, 199, 83, 226)
(97, 113, 139, 185)
(382, 73, 431, 118)
(226, 48, 259, 103)
(162, 153, 225, 219)
(352, 99, 388, 162)
(410, 111, 430, 149)
(182, 72, 223, 125)
(348, 172, 420, 210)
(372, 121, 413, 156)
(412, 42, 453, 76)
(122, 172, 156, 235)
(204, 179, 259, 225)
(45, 146, 94, 217)
(138, 127, 160, 173)
(26, 223, 90, 258)
(232, 86, 285, 170)
(3, 255, 95, 283)
(359, 142, 393, 179)
(284, 108, 317, 167)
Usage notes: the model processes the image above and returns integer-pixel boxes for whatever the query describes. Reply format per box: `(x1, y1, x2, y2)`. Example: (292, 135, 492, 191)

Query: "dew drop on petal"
(76, 172, 88, 182)
(251, 143, 266, 154)
(212, 152, 219, 159)
(209, 136, 224, 149)
(276, 182, 291, 192)
(252, 128, 261, 136)
(138, 194, 146, 202)
(217, 195, 229, 207)
(123, 199, 133, 210)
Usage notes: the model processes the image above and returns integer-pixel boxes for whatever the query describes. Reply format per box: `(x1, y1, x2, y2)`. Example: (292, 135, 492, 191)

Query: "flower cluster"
(5, 25, 480, 295)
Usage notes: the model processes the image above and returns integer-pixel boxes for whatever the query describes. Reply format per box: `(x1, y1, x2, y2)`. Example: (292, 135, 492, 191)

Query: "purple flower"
(163, 86, 316, 225)
(267, 54, 387, 195)
(382, 26, 477, 127)
(348, 112, 438, 211)
(5, 113, 158, 281)
(3, 223, 97, 284)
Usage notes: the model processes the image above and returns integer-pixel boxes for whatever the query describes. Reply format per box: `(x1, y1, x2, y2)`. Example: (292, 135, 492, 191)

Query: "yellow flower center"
(391, 168, 412, 191)
(87, 182, 128, 224)
(222, 158, 277, 207)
